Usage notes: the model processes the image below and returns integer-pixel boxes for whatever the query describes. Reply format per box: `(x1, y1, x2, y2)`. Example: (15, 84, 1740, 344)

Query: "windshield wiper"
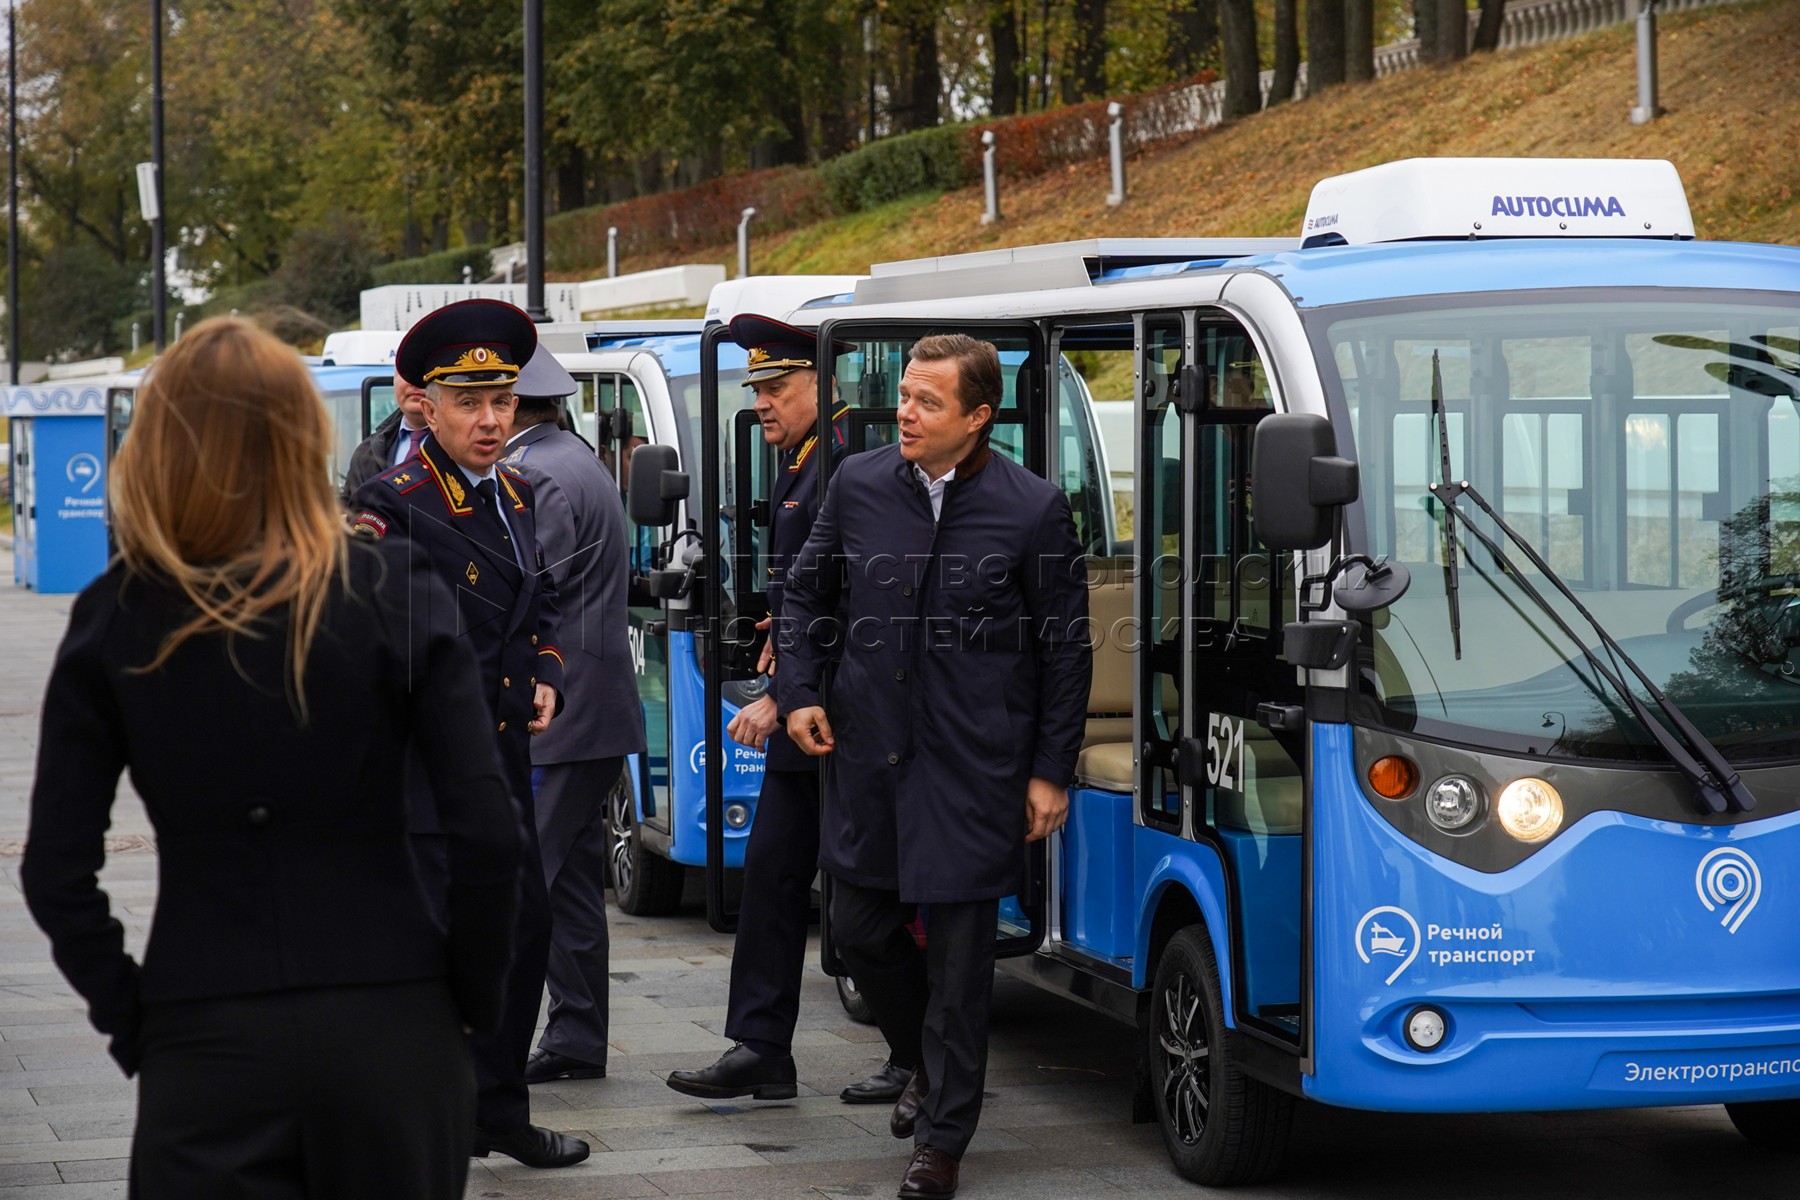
(1422, 358, 1756, 816)
(1429, 352, 1464, 659)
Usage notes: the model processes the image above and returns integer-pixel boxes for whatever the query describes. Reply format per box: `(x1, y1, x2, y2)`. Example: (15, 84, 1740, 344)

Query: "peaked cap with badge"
(727, 313, 854, 386)
(396, 298, 538, 388)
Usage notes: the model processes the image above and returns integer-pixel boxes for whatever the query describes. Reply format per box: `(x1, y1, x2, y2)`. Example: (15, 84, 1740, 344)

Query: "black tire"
(605, 771, 687, 916)
(1147, 926, 1294, 1186)
(837, 974, 876, 1025)
(1726, 1099, 1800, 1151)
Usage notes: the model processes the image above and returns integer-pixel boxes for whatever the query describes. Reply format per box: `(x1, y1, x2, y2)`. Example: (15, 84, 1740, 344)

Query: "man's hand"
(755, 616, 775, 676)
(727, 694, 780, 752)
(529, 683, 557, 735)
(1025, 777, 1069, 843)
(785, 706, 835, 755)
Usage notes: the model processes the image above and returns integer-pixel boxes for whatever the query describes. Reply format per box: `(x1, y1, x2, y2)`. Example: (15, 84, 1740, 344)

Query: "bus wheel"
(1148, 926, 1294, 1186)
(1726, 1100, 1800, 1151)
(605, 772, 686, 916)
(837, 974, 876, 1025)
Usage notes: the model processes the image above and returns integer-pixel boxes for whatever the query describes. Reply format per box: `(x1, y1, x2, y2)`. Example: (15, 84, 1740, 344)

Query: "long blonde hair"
(110, 317, 350, 711)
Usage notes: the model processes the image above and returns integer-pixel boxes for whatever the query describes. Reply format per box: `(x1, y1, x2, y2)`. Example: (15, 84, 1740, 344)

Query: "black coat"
(775, 443, 1090, 903)
(350, 434, 565, 812)
(340, 409, 406, 505)
(762, 404, 847, 772)
(21, 539, 523, 1076)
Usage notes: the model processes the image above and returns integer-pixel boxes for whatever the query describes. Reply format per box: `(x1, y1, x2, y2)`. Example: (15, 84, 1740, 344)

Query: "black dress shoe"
(898, 1144, 959, 1200)
(525, 1047, 606, 1084)
(890, 1062, 929, 1138)
(665, 1042, 798, 1100)
(471, 1124, 590, 1168)
(842, 1061, 914, 1104)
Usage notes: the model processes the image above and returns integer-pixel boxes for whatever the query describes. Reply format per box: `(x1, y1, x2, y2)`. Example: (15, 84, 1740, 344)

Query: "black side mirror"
(628, 443, 690, 528)
(1252, 413, 1359, 550)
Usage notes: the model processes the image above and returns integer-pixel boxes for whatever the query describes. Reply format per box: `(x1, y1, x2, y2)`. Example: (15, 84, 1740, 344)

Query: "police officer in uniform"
(349, 299, 587, 1170)
(667, 315, 915, 1105)
(499, 350, 646, 1084)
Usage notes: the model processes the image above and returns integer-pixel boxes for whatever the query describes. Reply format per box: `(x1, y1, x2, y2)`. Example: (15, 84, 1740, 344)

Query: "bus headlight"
(1496, 778, 1562, 843)
(1424, 775, 1483, 831)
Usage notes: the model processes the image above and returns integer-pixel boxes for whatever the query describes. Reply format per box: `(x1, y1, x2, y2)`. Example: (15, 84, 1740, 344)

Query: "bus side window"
(1139, 320, 1185, 827)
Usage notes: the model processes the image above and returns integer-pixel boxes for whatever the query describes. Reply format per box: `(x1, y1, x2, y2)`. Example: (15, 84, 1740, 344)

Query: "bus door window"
(1136, 315, 1186, 832)
(362, 377, 396, 441)
(1192, 318, 1303, 1041)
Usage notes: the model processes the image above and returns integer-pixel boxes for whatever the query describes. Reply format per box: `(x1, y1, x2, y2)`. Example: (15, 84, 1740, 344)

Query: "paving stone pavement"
(0, 552, 1795, 1198)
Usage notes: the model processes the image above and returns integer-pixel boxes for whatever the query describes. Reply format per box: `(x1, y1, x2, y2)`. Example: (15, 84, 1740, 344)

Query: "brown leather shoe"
(890, 1062, 929, 1138)
(898, 1144, 959, 1199)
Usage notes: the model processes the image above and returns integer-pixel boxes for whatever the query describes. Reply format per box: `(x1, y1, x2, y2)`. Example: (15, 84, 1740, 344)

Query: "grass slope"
(610, 0, 1796, 282)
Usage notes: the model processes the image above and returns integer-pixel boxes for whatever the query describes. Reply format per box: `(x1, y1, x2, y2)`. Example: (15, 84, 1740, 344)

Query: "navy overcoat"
(775, 442, 1090, 903)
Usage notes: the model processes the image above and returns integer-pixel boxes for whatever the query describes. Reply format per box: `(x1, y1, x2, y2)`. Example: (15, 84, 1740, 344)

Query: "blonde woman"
(22, 318, 521, 1198)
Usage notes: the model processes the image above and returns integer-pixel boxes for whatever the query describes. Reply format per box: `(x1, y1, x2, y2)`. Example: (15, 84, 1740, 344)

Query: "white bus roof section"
(1302, 157, 1695, 245)
(857, 238, 1297, 305)
(704, 275, 866, 326)
(319, 330, 401, 366)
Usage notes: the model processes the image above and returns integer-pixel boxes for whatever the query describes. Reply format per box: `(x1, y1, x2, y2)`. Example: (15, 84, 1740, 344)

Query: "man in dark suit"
(349, 299, 588, 1171)
(498, 349, 646, 1085)
(667, 315, 914, 1106)
(777, 335, 1090, 1200)
(341, 370, 431, 503)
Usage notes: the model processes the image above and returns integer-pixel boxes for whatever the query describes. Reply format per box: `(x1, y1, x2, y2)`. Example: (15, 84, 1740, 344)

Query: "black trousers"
(724, 767, 827, 1057)
(412, 748, 550, 1133)
(829, 876, 998, 1159)
(533, 756, 622, 1067)
(131, 978, 473, 1199)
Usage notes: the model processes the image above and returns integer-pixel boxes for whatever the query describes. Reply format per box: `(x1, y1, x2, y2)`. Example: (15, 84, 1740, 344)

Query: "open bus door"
(361, 375, 396, 440)
(799, 318, 1056, 977)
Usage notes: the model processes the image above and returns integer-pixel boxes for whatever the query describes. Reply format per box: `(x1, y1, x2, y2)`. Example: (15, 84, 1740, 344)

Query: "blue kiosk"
(7, 383, 111, 594)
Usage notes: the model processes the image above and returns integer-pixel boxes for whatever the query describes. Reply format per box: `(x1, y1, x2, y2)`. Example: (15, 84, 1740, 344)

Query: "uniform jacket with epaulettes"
(349, 433, 565, 819)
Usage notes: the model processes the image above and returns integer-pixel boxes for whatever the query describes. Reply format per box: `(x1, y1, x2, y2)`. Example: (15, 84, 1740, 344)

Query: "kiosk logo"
(1696, 847, 1761, 934)
(1354, 905, 1421, 986)
(65, 452, 101, 493)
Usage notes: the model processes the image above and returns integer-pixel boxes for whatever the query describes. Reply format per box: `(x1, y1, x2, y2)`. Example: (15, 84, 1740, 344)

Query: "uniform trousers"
(724, 767, 828, 1058)
(131, 978, 473, 1199)
(532, 756, 623, 1067)
(828, 876, 998, 1159)
(413, 741, 551, 1133)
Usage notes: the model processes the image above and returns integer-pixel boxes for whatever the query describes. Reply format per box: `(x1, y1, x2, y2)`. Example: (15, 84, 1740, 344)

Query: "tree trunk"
(990, 3, 1020, 115)
(556, 146, 587, 214)
(896, 8, 941, 130)
(1437, 0, 1468, 61)
(1168, 0, 1219, 79)
(1345, 0, 1375, 81)
(1270, 0, 1300, 104)
(1414, 0, 1439, 63)
(1306, 0, 1347, 93)
(1472, 0, 1507, 51)
(1219, 0, 1261, 117)
(1062, 0, 1107, 103)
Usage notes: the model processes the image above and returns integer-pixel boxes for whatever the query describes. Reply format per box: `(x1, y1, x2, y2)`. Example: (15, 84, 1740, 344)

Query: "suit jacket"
(21, 539, 523, 1076)
(340, 409, 409, 505)
(775, 443, 1090, 903)
(350, 435, 565, 814)
(503, 423, 644, 766)
(761, 403, 848, 772)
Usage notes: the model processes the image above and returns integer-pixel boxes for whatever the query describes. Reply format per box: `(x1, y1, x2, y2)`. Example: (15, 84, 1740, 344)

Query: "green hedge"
(816, 122, 979, 214)
(370, 244, 493, 287)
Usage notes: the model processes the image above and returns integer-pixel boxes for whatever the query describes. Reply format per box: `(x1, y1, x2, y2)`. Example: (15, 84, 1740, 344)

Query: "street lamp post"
(523, 0, 546, 320)
(150, 0, 166, 351)
(737, 207, 755, 279)
(8, 1, 20, 384)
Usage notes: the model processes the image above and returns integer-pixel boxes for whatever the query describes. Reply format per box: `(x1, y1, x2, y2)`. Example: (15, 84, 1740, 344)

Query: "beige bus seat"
(1075, 557, 1135, 792)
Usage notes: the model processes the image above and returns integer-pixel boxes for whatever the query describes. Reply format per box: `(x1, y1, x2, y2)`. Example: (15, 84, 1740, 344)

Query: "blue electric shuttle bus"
(622, 157, 1800, 1184)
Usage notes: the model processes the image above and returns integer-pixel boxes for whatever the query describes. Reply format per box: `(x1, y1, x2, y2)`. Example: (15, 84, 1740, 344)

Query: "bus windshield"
(1313, 290, 1800, 765)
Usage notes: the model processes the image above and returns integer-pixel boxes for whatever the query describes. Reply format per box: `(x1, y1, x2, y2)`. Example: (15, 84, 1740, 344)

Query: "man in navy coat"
(349, 299, 587, 1171)
(777, 335, 1090, 1200)
(499, 350, 646, 1086)
(667, 315, 915, 1106)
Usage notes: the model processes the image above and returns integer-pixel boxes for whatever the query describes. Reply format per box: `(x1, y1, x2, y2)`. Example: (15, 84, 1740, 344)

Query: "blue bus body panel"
(1309, 722, 1800, 1111)
(1209, 239, 1800, 310)
(659, 631, 763, 868)
(1218, 828, 1302, 1019)
(1131, 828, 1238, 1022)
(1062, 787, 1136, 959)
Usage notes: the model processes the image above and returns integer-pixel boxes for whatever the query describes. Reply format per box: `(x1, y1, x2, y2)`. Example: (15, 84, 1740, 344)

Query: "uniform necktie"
(474, 479, 514, 550)
(401, 425, 427, 462)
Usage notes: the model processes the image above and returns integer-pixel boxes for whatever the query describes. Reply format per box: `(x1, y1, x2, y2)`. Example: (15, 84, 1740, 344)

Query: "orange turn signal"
(1368, 755, 1420, 799)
